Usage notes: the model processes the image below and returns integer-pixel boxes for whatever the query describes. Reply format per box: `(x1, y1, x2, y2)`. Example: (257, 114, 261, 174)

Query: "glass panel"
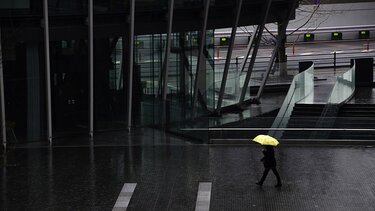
(181, 31, 195, 108)
(0, 0, 40, 17)
(327, 64, 356, 104)
(191, 30, 216, 114)
(94, 0, 127, 13)
(205, 30, 215, 111)
(129, 30, 214, 138)
(219, 58, 241, 108)
(134, 34, 162, 127)
(197, 29, 230, 110)
(174, 0, 204, 9)
(269, 63, 315, 138)
(50, 39, 88, 136)
(309, 64, 356, 139)
(0, 0, 30, 9)
(93, 0, 184, 14)
(49, 0, 87, 15)
(165, 32, 195, 125)
(2, 38, 45, 142)
(94, 38, 127, 131)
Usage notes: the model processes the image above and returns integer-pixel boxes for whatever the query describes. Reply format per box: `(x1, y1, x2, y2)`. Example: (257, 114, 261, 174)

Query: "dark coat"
(261, 146, 276, 168)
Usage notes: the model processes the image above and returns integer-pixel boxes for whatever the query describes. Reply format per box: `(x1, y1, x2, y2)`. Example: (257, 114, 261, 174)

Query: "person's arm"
(260, 150, 266, 161)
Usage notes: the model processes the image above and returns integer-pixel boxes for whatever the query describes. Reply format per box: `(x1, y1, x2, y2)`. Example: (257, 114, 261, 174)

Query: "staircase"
(330, 104, 375, 140)
(281, 104, 326, 139)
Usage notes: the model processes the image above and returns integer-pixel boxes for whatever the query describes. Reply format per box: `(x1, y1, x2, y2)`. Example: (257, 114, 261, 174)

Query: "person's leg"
(271, 168, 282, 187)
(256, 168, 270, 185)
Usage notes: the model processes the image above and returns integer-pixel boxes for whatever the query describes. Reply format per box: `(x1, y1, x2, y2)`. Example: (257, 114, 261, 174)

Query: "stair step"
(330, 133, 375, 140)
(342, 104, 375, 108)
(339, 112, 375, 117)
(282, 103, 375, 140)
(292, 112, 324, 116)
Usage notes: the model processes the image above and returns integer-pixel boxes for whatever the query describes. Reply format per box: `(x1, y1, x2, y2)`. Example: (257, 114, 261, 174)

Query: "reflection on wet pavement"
(1, 140, 375, 210)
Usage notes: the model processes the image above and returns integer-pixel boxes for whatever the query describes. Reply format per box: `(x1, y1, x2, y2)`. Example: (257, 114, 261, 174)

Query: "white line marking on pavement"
(195, 182, 212, 211)
(113, 183, 137, 211)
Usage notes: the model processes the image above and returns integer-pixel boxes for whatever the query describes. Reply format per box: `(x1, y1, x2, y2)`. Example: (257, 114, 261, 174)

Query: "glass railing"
(200, 57, 299, 110)
(170, 58, 296, 141)
(268, 63, 315, 139)
(199, 62, 258, 110)
(173, 61, 308, 142)
(327, 63, 356, 104)
(310, 63, 356, 139)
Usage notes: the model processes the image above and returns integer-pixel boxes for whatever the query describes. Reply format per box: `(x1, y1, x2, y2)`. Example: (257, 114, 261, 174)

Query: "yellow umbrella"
(252, 135, 279, 146)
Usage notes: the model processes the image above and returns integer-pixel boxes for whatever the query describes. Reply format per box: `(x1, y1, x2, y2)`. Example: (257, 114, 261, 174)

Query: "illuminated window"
(219, 37, 230, 45)
(359, 31, 370, 39)
(304, 33, 314, 42)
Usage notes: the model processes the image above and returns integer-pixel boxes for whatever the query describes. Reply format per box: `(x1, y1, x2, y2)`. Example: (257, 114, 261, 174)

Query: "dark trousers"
(259, 167, 281, 184)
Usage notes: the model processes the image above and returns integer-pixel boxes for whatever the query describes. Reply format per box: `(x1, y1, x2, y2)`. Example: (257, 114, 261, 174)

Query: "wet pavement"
(1, 132, 375, 210)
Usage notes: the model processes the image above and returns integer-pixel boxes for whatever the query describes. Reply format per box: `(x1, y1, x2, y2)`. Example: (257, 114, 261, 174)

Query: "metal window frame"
(126, 0, 135, 131)
(161, 0, 175, 101)
(216, 0, 243, 113)
(255, 0, 299, 100)
(192, 0, 210, 113)
(238, 0, 272, 106)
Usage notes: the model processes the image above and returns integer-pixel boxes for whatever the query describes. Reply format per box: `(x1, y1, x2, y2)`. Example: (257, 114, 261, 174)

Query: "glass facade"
(0, 27, 215, 142)
(0, 0, 296, 143)
(2, 38, 46, 142)
(133, 31, 215, 128)
(0, 0, 30, 9)
(50, 40, 89, 136)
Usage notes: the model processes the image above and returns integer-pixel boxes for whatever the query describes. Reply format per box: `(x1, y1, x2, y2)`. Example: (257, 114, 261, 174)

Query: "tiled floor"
(2, 133, 375, 210)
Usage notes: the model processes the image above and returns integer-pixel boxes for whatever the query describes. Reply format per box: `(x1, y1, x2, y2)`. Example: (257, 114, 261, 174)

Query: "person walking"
(256, 145, 282, 187)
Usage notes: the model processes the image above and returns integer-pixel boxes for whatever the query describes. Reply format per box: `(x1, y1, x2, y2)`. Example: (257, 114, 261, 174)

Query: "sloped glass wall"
(133, 31, 215, 129)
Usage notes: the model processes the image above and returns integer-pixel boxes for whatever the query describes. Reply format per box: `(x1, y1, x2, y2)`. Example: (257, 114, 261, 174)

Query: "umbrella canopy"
(252, 135, 279, 146)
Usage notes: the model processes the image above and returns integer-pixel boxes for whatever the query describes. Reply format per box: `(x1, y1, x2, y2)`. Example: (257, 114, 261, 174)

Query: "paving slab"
(1, 141, 375, 210)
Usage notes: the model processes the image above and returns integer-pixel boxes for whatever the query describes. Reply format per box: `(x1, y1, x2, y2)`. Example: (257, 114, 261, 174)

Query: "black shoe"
(255, 182, 263, 186)
(275, 183, 282, 188)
